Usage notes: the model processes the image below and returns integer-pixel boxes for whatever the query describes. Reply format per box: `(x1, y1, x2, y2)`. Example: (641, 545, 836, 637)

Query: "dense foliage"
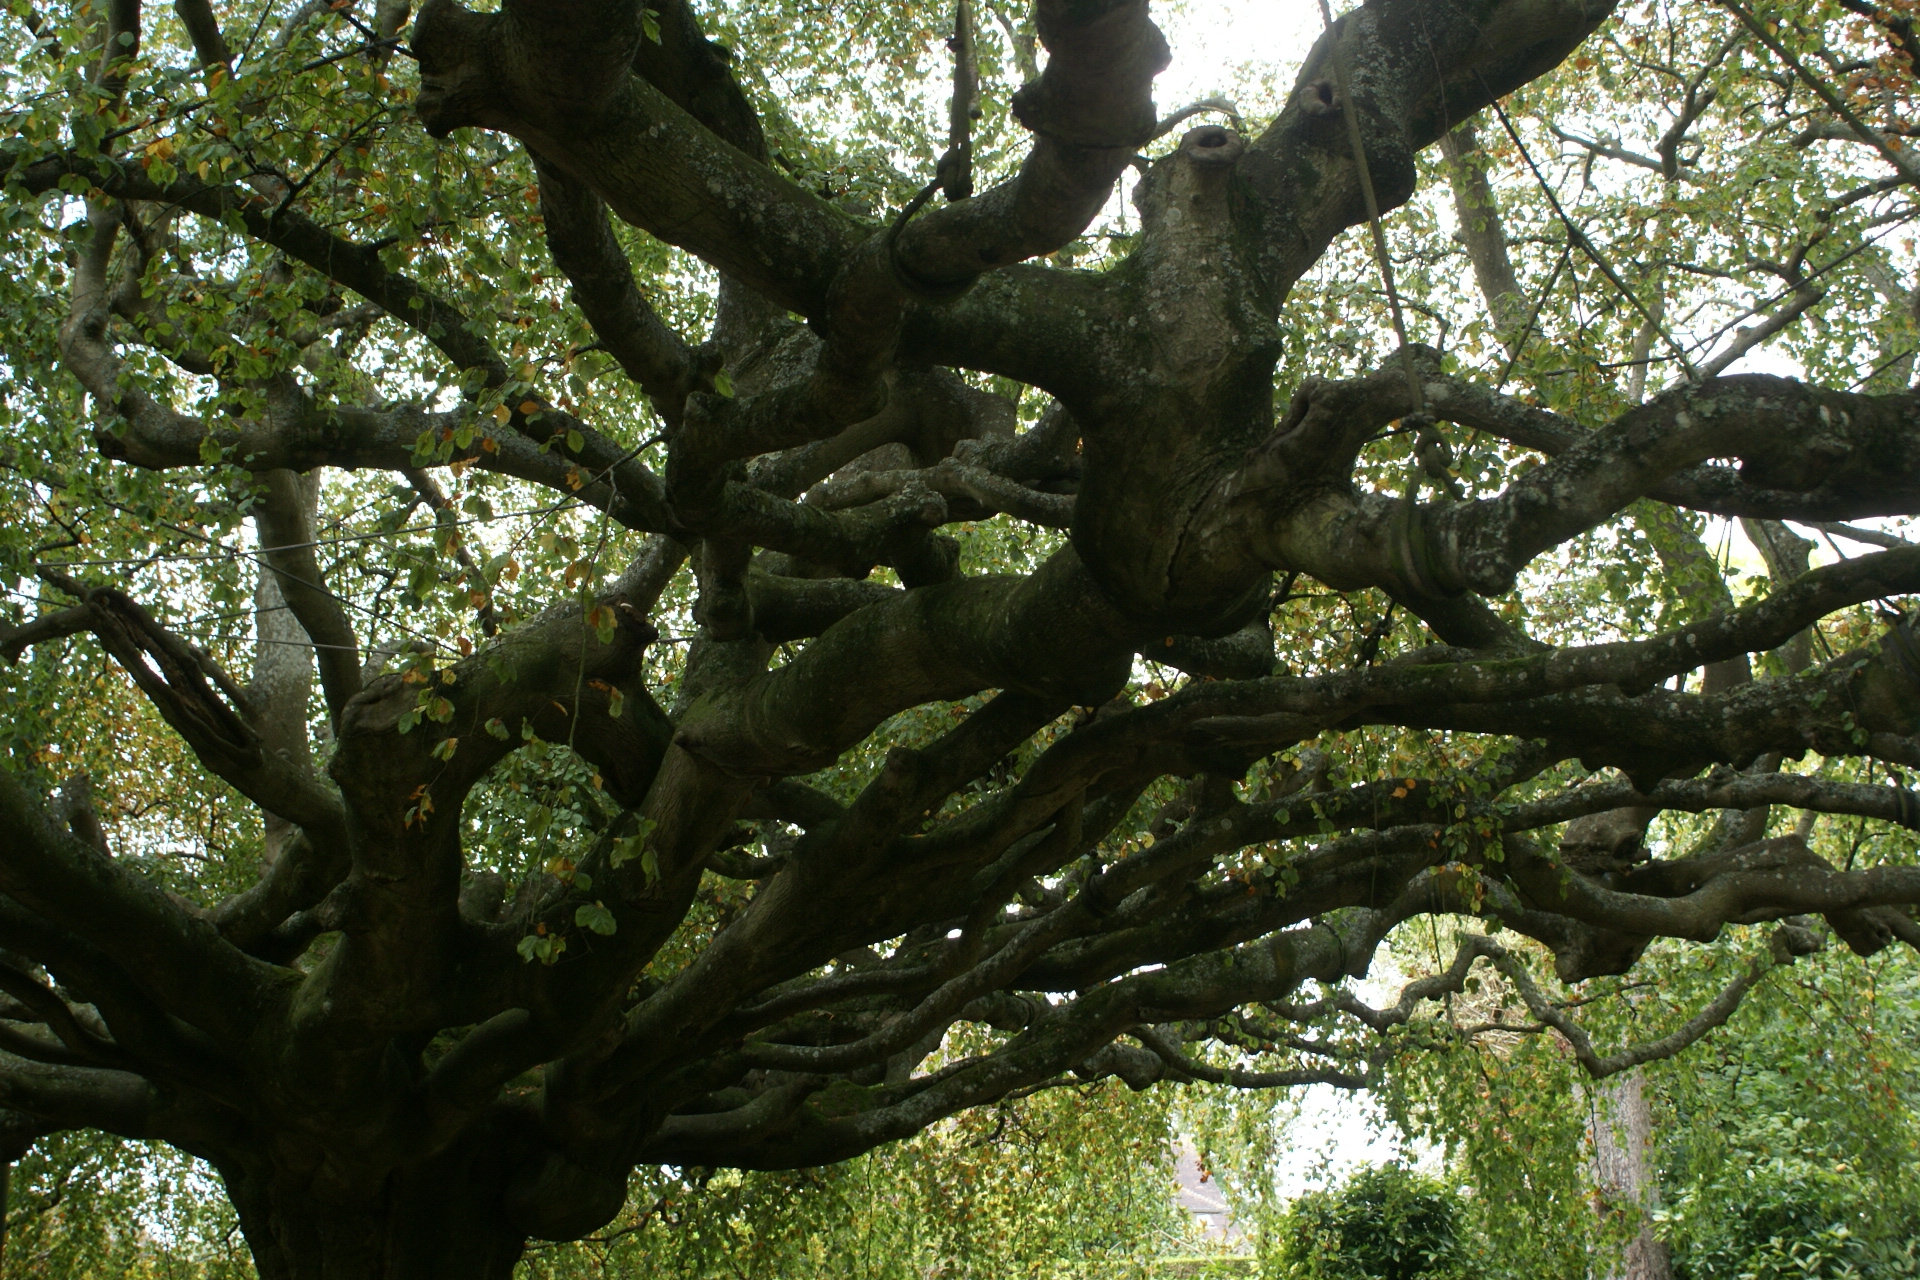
(1264, 1163, 1465, 1280)
(5, 0, 1920, 1275)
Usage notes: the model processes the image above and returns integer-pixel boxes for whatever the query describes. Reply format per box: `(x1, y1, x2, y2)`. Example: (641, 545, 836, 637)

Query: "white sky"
(1157, 0, 1320, 110)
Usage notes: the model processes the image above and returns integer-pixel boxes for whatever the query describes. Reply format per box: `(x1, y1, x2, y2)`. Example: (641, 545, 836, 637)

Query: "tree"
(5, 0, 1920, 1274)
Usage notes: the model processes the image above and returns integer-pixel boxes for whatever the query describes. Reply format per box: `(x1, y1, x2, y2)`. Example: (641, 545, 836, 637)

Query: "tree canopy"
(4, 0, 1920, 1274)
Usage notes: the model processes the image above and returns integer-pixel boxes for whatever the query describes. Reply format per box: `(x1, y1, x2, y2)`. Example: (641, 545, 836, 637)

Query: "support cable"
(1478, 78, 1700, 382)
(1317, 1, 1464, 599)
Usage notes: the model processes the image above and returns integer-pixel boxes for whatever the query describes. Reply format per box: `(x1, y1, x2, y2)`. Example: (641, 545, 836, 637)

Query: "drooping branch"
(1474, 926, 1811, 1077)
(534, 157, 695, 417)
(16, 153, 510, 382)
(26, 573, 347, 837)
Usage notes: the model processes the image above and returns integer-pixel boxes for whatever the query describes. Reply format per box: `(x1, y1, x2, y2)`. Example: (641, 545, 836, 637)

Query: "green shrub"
(1265, 1164, 1466, 1280)
(1666, 1160, 1920, 1280)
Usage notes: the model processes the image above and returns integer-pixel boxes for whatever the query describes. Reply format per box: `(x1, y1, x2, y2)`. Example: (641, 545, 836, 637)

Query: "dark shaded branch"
(1131, 1025, 1372, 1090)
(0, 768, 280, 1049)
(0, 608, 95, 665)
(32, 574, 347, 835)
(17, 154, 508, 381)
(172, 0, 231, 68)
(534, 157, 695, 416)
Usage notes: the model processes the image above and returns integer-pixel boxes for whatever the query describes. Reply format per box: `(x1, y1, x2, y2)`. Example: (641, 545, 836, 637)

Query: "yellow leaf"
(492, 403, 510, 424)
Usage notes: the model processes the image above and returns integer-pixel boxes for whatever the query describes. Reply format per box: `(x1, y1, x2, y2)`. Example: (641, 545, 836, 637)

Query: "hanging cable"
(1316, 0, 1430, 426)
(1317, 1, 1464, 599)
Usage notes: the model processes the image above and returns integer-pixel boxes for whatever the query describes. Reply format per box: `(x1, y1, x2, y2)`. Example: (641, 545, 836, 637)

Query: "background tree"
(5, 0, 1920, 1276)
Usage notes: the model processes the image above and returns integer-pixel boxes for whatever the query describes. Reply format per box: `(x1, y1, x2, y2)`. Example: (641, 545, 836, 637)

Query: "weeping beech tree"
(5, 0, 1920, 1274)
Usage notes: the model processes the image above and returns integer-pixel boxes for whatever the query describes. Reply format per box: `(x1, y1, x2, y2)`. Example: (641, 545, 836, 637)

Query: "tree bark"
(1590, 1071, 1673, 1280)
(219, 1135, 535, 1280)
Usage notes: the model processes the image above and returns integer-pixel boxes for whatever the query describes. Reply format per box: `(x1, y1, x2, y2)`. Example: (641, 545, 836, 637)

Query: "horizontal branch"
(1472, 928, 1805, 1077)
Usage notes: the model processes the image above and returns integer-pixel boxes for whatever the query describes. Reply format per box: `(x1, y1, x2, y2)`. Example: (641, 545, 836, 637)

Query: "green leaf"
(575, 901, 617, 935)
(610, 816, 657, 869)
(515, 932, 568, 965)
(712, 368, 735, 398)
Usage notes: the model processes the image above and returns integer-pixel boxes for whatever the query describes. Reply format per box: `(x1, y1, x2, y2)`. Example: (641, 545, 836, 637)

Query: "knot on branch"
(1295, 77, 1342, 120)
(412, 0, 503, 138)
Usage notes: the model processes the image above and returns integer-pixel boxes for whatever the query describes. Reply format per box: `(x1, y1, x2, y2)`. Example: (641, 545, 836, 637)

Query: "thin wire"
(1316, 0, 1427, 419)
(43, 494, 592, 569)
(1850, 345, 1918, 390)
(1495, 244, 1573, 391)
(1480, 82, 1699, 382)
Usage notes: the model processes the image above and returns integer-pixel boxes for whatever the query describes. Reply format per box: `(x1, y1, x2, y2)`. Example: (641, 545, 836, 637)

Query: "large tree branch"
(412, 0, 862, 318)
(533, 158, 695, 417)
(889, 0, 1170, 292)
(1257, 370, 1920, 597)
(28, 574, 348, 837)
(15, 154, 508, 381)
(672, 548, 1136, 776)
(0, 769, 281, 1050)
(1242, 0, 1618, 307)
(251, 469, 362, 725)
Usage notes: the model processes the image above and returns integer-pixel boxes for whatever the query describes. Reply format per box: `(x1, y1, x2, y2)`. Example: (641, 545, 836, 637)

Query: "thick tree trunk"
(219, 1142, 532, 1280)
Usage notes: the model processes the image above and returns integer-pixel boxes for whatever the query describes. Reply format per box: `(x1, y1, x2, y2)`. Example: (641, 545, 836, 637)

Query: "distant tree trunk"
(1589, 1072, 1672, 1280)
(1439, 123, 1528, 356)
(0, 1158, 11, 1278)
